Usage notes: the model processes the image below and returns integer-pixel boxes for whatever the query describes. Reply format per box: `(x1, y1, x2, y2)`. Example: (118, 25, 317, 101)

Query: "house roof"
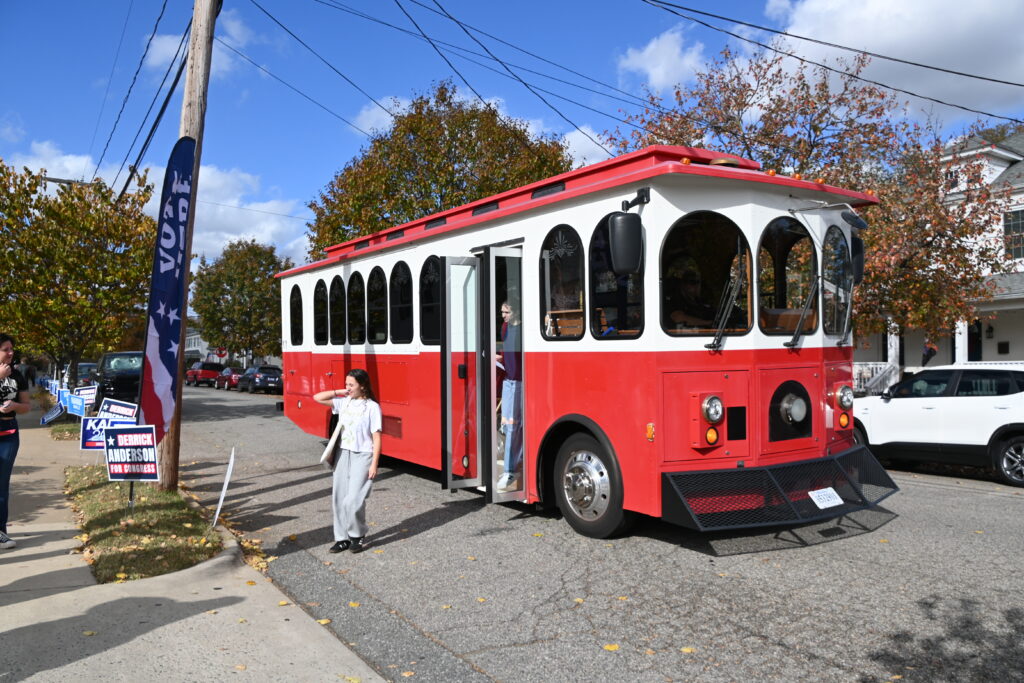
(985, 271, 1024, 299)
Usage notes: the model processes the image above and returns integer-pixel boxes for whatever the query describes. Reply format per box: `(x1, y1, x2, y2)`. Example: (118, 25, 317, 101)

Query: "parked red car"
(214, 366, 244, 390)
(185, 361, 224, 387)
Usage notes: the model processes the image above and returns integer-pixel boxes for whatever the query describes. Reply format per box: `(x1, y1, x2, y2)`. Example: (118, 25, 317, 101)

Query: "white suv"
(854, 363, 1024, 487)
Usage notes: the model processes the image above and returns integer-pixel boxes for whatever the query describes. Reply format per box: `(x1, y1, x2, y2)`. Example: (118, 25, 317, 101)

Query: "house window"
(1005, 209, 1024, 260)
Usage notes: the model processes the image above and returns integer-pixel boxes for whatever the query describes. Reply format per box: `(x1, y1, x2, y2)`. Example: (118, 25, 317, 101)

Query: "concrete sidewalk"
(1, 409, 383, 682)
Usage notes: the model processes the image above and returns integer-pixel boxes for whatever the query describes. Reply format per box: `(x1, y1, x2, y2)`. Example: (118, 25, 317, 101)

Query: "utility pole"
(159, 0, 220, 490)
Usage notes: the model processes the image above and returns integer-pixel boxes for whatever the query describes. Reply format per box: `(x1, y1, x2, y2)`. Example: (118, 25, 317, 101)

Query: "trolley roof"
(279, 145, 878, 278)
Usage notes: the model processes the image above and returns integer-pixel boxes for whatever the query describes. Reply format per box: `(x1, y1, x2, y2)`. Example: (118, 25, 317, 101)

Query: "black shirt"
(0, 368, 28, 430)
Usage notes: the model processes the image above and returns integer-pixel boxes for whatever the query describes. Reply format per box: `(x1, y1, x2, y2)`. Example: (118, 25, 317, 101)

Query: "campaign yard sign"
(40, 402, 66, 426)
(66, 394, 87, 417)
(74, 385, 98, 404)
(80, 417, 135, 450)
(58, 389, 70, 407)
(104, 425, 159, 481)
(96, 398, 139, 421)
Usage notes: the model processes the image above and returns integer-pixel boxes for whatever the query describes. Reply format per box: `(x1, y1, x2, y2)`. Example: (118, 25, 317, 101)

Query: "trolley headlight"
(837, 385, 854, 410)
(702, 395, 724, 424)
(780, 393, 808, 424)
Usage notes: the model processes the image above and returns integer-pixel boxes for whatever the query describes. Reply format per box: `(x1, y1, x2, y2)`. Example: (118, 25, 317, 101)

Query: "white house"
(854, 130, 1024, 392)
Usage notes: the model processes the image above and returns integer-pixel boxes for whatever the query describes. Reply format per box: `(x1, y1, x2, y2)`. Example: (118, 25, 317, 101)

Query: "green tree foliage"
(606, 48, 1011, 339)
(190, 239, 292, 359)
(307, 81, 573, 258)
(0, 160, 155, 381)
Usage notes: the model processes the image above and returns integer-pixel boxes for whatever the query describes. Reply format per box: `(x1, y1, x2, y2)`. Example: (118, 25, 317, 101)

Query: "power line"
(248, 0, 397, 120)
(198, 199, 314, 220)
(643, 0, 1024, 125)
(117, 40, 189, 202)
(85, 0, 135, 180)
(646, 0, 1024, 89)
(113, 19, 192, 189)
(391, 0, 536, 155)
(93, 0, 170, 179)
(215, 38, 369, 136)
(429, 0, 612, 157)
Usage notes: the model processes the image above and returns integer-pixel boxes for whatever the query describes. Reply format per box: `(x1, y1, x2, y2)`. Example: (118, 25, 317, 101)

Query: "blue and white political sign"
(40, 402, 66, 426)
(66, 394, 87, 417)
(104, 425, 159, 481)
(74, 385, 98, 404)
(58, 389, 70, 407)
(96, 398, 139, 421)
(80, 417, 135, 450)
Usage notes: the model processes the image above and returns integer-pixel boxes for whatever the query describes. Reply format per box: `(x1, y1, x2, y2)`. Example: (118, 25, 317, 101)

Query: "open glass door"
(488, 247, 526, 503)
(441, 257, 482, 489)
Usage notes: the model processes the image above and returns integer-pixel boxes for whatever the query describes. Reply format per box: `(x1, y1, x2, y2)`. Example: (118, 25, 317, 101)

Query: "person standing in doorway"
(496, 300, 523, 492)
(0, 335, 32, 550)
(313, 369, 382, 554)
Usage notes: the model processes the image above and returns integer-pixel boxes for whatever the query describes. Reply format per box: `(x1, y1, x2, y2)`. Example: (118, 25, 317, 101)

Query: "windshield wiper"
(784, 276, 819, 348)
(838, 290, 852, 346)
(706, 239, 746, 351)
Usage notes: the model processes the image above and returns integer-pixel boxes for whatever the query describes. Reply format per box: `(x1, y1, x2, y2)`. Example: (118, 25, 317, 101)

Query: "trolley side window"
(822, 225, 853, 336)
(367, 266, 388, 344)
(390, 261, 414, 344)
(589, 216, 643, 339)
(661, 211, 751, 336)
(289, 284, 303, 346)
(329, 275, 346, 345)
(540, 225, 585, 340)
(420, 256, 441, 346)
(348, 272, 366, 344)
(758, 217, 818, 335)
(313, 279, 328, 345)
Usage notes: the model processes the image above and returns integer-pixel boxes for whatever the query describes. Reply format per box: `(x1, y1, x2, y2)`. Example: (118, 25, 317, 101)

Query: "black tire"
(995, 435, 1024, 487)
(853, 425, 868, 447)
(553, 433, 633, 538)
(240, 383, 248, 393)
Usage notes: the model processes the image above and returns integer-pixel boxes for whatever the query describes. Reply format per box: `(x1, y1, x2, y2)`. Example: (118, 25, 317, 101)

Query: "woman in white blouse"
(313, 369, 382, 553)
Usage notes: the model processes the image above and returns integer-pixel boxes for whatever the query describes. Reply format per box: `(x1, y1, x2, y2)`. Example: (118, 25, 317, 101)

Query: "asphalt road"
(178, 385, 1024, 682)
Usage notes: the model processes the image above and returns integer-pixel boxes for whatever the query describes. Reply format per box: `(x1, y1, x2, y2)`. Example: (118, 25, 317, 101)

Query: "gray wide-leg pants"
(332, 448, 373, 541)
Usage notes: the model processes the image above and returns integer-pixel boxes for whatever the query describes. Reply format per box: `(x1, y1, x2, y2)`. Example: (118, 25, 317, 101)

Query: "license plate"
(807, 486, 844, 509)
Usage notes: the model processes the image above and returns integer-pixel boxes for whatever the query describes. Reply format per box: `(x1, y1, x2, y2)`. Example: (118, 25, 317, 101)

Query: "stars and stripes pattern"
(139, 137, 196, 444)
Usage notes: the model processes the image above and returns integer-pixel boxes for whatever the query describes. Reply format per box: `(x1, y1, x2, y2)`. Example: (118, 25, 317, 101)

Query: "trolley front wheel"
(554, 433, 633, 538)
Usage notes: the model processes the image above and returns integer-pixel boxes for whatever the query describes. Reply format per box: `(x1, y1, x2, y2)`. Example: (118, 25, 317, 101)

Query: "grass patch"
(50, 422, 80, 440)
(65, 465, 223, 583)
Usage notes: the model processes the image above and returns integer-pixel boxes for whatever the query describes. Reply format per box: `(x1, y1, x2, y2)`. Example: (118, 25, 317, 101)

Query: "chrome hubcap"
(562, 450, 610, 519)
(1002, 443, 1024, 484)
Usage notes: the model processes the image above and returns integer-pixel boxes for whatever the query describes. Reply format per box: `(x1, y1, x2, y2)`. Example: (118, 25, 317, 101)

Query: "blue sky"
(2, 0, 1022, 266)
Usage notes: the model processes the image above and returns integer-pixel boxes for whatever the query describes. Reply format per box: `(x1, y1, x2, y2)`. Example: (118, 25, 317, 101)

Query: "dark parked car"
(92, 352, 143, 404)
(214, 366, 244, 390)
(238, 365, 283, 394)
(185, 361, 225, 387)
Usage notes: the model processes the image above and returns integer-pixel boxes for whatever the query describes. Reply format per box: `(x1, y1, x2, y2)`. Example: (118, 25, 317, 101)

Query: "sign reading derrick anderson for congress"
(104, 425, 159, 482)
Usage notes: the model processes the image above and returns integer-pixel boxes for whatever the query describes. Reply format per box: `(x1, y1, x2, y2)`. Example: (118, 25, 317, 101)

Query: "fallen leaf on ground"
(680, 647, 696, 653)
(348, 601, 360, 608)
(82, 631, 96, 637)
(289, 534, 297, 541)
(278, 601, 290, 606)
(574, 598, 584, 604)
(603, 644, 619, 651)
(235, 665, 247, 671)
(477, 598, 486, 603)
(317, 619, 332, 625)
(246, 580, 256, 586)
(401, 672, 414, 678)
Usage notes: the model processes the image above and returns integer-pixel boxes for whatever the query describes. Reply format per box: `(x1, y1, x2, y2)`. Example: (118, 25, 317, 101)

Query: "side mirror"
(880, 390, 891, 401)
(851, 230, 865, 285)
(608, 211, 643, 276)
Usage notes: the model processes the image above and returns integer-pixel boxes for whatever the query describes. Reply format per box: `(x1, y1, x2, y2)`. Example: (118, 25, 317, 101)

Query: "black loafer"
(350, 537, 368, 553)
(329, 540, 351, 553)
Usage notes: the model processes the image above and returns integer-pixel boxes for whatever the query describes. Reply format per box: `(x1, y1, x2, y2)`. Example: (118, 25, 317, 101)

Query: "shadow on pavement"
(860, 596, 1024, 682)
(1, 595, 241, 679)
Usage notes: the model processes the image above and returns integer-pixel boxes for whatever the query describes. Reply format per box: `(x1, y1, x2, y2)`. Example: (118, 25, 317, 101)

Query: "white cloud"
(618, 26, 705, 93)
(353, 97, 410, 135)
(9, 140, 312, 266)
(144, 8, 255, 80)
(771, 0, 1024, 124)
(0, 113, 26, 143)
(563, 126, 612, 168)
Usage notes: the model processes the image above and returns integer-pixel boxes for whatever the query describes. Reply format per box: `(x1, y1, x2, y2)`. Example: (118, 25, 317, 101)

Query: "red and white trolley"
(278, 146, 897, 538)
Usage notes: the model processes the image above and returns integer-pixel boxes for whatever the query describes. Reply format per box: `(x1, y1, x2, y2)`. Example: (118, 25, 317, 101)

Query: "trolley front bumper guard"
(662, 445, 898, 532)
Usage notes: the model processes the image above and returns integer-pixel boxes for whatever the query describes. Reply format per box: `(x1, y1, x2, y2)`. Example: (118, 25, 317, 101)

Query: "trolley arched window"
(313, 279, 328, 346)
(822, 226, 853, 336)
(289, 284, 303, 346)
(661, 211, 751, 336)
(390, 261, 414, 344)
(589, 216, 643, 339)
(420, 256, 441, 345)
(329, 275, 345, 345)
(540, 225, 584, 340)
(758, 217, 818, 335)
(367, 267, 388, 344)
(347, 272, 366, 344)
